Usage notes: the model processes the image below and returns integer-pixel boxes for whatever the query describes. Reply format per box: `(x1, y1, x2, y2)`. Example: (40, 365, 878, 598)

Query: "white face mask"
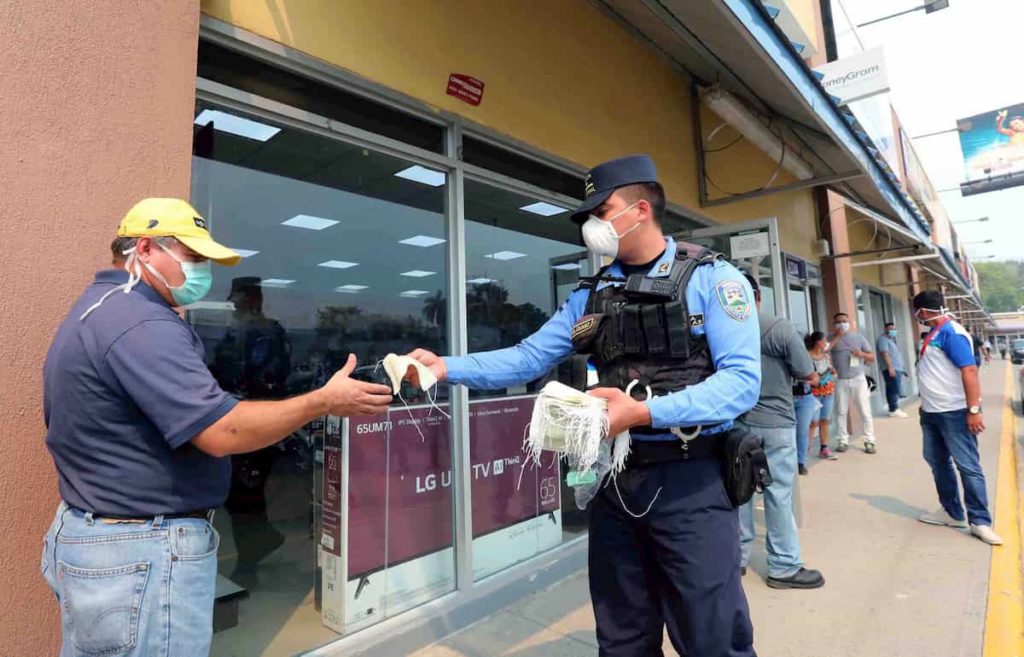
(835, 322, 850, 332)
(581, 202, 640, 259)
(915, 307, 949, 326)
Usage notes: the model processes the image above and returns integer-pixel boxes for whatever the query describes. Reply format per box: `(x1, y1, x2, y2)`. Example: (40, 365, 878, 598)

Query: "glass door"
(676, 217, 787, 318)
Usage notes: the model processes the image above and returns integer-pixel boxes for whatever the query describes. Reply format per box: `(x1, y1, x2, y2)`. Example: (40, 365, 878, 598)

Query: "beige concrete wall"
(0, 2, 201, 652)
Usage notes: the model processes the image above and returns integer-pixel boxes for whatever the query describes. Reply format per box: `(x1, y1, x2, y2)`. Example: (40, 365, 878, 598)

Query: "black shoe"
(798, 464, 808, 476)
(767, 567, 825, 589)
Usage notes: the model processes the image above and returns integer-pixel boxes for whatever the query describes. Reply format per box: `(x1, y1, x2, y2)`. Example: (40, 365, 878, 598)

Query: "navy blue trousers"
(588, 456, 756, 657)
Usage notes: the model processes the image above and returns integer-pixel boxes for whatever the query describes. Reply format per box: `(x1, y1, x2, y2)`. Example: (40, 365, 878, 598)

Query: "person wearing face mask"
(40, 198, 393, 657)
(912, 290, 1002, 545)
(829, 312, 877, 453)
(876, 322, 908, 418)
(403, 155, 762, 656)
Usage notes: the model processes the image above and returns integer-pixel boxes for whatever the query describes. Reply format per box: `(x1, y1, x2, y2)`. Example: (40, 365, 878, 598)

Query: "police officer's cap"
(228, 276, 263, 299)
(571, 155, 659, 224)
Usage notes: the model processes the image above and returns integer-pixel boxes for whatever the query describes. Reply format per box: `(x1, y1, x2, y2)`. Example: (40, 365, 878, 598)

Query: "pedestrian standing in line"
(913, 291, 1002, 545)
(40, 198, 393, 657)
(806, 331, 838, 461)
(877, 321, 909, 418)
(738, 274, 825, 588)
(404, 155, 763, 656)
(830, 313, 878, 454)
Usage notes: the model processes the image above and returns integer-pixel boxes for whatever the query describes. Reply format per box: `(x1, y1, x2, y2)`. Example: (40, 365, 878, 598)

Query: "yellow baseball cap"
(118, 198, 241, 266)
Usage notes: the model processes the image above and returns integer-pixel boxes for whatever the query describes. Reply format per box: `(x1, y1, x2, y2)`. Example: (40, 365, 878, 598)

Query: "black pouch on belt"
(719, 426, 772, 507)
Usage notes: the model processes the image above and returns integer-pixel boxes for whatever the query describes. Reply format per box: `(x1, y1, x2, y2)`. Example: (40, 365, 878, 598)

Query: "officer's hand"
(887, 368, 896, 379)
(967, 412, 985, 435)
(320, 354, 393, 417)
(588, 387, 651, 439)
(406, 348, 448, 386)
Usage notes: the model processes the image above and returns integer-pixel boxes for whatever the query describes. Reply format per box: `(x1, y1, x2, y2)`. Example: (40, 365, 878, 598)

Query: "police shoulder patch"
(715, 280, 752, 321)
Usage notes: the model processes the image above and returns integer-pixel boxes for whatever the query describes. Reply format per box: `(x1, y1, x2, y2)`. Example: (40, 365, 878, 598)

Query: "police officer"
(40, 198, 392, 656)
(406, 156, 761, 656)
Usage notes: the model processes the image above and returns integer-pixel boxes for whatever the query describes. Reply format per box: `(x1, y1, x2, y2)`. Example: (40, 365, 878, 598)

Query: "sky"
(833, 0, 1024, 263)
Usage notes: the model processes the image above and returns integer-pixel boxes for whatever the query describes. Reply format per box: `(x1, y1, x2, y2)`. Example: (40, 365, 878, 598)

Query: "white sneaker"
(970, 524, 1003, 545)
(918, 508, 968, 528)
(888, 410, 909, 418)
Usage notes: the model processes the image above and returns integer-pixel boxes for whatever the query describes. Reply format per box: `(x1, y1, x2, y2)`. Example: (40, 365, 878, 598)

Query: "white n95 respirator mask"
(581, 202, 640, 259)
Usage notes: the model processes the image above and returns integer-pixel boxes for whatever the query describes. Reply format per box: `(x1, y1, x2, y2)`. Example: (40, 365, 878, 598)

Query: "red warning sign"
(446, 74, 484, 106)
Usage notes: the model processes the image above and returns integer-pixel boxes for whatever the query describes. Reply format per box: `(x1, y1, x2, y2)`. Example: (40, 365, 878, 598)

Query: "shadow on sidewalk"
(849, 493, 928, 520)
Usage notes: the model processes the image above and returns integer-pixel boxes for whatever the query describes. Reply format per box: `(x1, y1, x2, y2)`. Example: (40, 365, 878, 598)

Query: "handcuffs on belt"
(623, 379, 703, 454)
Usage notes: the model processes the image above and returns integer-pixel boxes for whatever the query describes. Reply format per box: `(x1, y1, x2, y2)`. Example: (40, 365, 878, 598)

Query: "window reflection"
(463, 178, 591, 579)
(190, 102, 452, 656)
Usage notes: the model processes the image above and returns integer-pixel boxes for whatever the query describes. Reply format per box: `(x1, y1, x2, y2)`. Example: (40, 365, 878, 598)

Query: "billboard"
(957, 103, 1024, 196)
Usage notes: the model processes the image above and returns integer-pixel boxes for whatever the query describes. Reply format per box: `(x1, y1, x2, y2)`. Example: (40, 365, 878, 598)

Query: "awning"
(595, 0, 931, 242)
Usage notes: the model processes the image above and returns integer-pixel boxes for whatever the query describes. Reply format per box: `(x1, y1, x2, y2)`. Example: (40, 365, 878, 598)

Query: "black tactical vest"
(569, 242, 721, 432)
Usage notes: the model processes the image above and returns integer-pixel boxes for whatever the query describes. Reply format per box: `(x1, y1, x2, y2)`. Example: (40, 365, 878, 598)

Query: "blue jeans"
(737, 421, 803, 578)
(816, 393, 835, 424)
(882, 370, 901, 412)
(920, 410, 993, 526)
(41, 503, 220, 657)
(794, 394, 820, 465)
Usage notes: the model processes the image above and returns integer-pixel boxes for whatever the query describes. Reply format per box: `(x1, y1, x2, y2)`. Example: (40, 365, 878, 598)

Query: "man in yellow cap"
(39, 198, 392, 656)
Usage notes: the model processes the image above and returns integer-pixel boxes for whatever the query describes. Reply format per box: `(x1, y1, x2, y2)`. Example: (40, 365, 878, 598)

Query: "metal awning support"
(840, 198, 924, 246)
(699, 171, 863, 207)
(851, 253, 939, 268)
(824, 244, 922, 260)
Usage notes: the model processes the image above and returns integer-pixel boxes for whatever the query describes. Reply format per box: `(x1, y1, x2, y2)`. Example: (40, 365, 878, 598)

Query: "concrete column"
(816, 189, 858, 329)
(0, 3, 201, 653)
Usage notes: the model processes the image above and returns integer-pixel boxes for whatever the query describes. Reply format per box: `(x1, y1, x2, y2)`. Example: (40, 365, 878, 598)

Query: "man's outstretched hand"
(406, 348, 448, 388)
(320, 354, 393, 416)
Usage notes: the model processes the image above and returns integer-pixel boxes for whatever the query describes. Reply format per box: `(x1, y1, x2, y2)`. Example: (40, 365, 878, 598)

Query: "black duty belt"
(625, 435, 719, 468)
(69, 505, 214, 523)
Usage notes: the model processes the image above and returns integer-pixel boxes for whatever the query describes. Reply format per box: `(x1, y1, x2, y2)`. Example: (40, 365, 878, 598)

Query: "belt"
(625, 434, 719, 468)
(69, 506, 215, 524)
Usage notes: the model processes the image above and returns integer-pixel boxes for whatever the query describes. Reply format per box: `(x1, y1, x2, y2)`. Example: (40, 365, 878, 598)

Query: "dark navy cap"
(571, 155, 659, 223)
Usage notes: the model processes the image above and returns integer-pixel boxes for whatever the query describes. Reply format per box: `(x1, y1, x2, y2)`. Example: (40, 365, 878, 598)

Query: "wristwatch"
(968, 405, 982, 415)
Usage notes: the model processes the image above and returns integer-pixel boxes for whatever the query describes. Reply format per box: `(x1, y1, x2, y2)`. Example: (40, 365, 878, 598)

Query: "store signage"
(729, 231, 771, 259)
(785, 255, 806, 281)
(447, 74, 485, 106)
(813, 48, 889, 105)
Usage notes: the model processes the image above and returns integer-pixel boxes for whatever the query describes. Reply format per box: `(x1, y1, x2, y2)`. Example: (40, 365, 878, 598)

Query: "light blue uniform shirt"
(876, 334, 904, 372)
(445, 237, 762, 441)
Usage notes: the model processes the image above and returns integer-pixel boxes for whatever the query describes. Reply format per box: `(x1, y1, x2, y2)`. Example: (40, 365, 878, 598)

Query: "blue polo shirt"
(44, 270, 237, 516)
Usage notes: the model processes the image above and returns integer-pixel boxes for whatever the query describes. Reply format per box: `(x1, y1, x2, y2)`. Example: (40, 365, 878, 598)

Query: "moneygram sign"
(814, 48, 889, 105)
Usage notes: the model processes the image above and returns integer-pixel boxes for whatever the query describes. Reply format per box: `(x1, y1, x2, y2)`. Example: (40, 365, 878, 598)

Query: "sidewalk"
(409, 362, 1016, 657)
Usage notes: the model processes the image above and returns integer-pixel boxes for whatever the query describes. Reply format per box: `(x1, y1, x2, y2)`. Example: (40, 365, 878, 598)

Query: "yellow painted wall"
(785, 0, 822, 54)
(201, 0, 819, 260)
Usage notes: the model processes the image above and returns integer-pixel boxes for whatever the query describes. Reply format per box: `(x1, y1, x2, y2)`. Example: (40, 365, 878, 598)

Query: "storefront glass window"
(190, 100, 453, 655)
(462, 177, 592, 580)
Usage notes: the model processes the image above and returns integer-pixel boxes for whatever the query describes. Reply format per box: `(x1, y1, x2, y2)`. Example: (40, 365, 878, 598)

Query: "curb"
(982, 363, 1024, 657)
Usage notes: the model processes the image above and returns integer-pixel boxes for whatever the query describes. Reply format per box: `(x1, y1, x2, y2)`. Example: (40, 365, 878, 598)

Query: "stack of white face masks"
(526, 381, 631, 478)
(378, 354, 448, 443)
(382, 353, 437, 394)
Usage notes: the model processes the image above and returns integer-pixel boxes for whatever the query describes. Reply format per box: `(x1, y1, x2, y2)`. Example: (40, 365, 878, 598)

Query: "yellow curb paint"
(983, 362, 1024, 657)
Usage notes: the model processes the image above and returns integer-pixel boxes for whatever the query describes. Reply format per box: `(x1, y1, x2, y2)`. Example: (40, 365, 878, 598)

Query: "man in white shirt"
(913, 291, 1001, 545)
(829, 312, 877, 454)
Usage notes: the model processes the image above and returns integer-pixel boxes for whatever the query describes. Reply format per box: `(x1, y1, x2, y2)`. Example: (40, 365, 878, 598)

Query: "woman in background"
(806, 331, 838, 461)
